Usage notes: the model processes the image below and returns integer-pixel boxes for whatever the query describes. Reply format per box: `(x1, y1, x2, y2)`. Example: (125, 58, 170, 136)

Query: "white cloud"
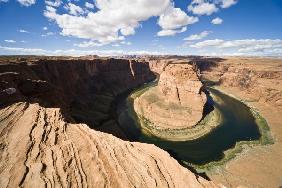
(120, 27, 136, 36)
(187, 0, 237, 16)
(211, 17, 223, 24)
(41, 32, 55, 37)
(190, 39, 224, 48)
(19, 29, 29, 33)
(85, 2, 94, 9)
(4, 40, 16, 43)
(189, 39, 282, 56)
(220, 0, 237, 8)
(188, 0, 218, 16)
(64, 3, 85, 16)
(184, 30, 211, 41)
(74, 40, 110, 48)
(157, 27, 187, 36)
(158, 7, 198, 31)
(0, 45, 46, 54)
(1, 39, 282, 57)
(45, 0, 61, 7)
(0, 0, 9, 3)
(0, 45, 166, 56)
(43, 26, 48, 30)
(44, 0, 175, 45)
(121, 41, 132, 45)
(17, 0, 36, 6)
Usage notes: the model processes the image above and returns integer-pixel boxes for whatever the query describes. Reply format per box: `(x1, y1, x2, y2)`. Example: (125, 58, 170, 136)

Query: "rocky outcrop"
(0, 58, 217, 187)
(0, 59, 155, 138)
(220, 68, 282, 107)
(158, 64, 206, 111)
(196, 57, 282, 108)
(0, 102, 217, 188)
(134, 63, 207, 132)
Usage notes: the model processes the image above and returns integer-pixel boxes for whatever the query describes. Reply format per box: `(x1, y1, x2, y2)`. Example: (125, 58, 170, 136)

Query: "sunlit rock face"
(134, 63, 207, 130)
(0, 58, 217, 188)
(158, 64, 206, 111)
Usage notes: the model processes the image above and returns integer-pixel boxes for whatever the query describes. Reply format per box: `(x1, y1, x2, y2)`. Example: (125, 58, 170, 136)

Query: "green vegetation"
(128, 81, 222, 141)
(128, 78, 274, 171)
(186, 87, 274, 172)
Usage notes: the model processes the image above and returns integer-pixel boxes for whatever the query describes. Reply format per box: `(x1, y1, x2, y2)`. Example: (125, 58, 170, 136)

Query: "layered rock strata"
(0, 58, 155, 138)
(196, 57, 282, 108)
(134, 63, 207, 132)
(0, 102, 218, 188)
(0, 58, 218, 187)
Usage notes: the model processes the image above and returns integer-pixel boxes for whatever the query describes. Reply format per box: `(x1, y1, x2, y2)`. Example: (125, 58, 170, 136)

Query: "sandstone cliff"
(0, 58, 217, 188)
(0, 102, 217, 188)
(134, 63, 207, 131)
(0, 58, 155, 138)
(196, 57, 282, 108)
(158, 64, 206, 111)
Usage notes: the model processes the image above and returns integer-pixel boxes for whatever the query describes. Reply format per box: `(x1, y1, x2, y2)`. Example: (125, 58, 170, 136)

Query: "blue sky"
(0, 0, 282, 56)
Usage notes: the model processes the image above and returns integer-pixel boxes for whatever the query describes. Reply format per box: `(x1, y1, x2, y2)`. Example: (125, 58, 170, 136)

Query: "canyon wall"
(0, 59, 155, 138)
(192, 57, 282, 188)
(196, 57, 282, 108)
(0, 58, 217, 188)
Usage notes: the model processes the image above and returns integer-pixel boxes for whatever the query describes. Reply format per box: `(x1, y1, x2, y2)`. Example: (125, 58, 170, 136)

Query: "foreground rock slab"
(0, 102, 217, 188)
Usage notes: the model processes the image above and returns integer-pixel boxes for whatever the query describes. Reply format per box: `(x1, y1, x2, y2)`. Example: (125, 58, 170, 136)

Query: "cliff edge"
(0, 58, 217, 188)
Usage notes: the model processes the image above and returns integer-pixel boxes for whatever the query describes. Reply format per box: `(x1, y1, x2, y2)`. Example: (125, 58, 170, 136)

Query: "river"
(116, 81, 261, 166)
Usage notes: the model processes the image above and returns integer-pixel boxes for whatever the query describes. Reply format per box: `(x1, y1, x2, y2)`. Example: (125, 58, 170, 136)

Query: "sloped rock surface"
(0, 102, 217, 188)
(0, 58, 217, 188)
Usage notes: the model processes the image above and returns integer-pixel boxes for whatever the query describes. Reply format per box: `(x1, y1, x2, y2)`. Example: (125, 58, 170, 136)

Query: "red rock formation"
(0, 58, 217, 188)
(0, 59, 155, 137)
(134, 63, 207, 131)
(159, 64, 206, 110)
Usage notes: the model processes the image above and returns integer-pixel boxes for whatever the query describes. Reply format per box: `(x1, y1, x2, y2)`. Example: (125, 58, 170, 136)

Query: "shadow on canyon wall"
(189, 57, 226, 72)
(0, 56, 226, 180)
(0, 58, 155, 138)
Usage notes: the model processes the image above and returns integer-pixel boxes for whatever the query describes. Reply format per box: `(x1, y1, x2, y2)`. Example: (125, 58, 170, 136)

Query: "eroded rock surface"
(0, 58, 155, 138)
(0, 58, 217, 188)
(158, 64, 206, 112)
(0, 102, 217, 188)
(198, 57, 282, 108)
(134, 63, 207, 130)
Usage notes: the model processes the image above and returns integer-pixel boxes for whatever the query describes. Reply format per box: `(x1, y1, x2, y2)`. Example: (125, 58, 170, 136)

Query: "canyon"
(0, 57, 218, 187)
(195, 57, 282, 188)
(132, 62, 220, 141)
(1, 56, 282, 188)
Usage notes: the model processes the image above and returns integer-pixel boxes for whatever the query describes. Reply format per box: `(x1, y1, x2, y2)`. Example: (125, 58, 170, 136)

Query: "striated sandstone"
(197, 57, 282, 108)
(158, 64, 206, 110)
(0, 102, 217, 188)
(0, 58, 155, 138)
(0, 58, 218, 188)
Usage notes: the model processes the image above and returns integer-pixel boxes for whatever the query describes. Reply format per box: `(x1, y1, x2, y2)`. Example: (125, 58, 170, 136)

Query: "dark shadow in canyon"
(0, 56, 228, 182)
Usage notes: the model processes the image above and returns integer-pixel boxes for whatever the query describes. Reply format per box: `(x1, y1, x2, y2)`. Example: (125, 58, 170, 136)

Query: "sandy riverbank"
(207, 86, 282, 188)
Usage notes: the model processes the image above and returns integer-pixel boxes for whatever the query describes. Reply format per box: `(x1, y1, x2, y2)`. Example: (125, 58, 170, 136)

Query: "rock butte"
(0, 58, 218, 187)
(134, 63, 207, 131)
